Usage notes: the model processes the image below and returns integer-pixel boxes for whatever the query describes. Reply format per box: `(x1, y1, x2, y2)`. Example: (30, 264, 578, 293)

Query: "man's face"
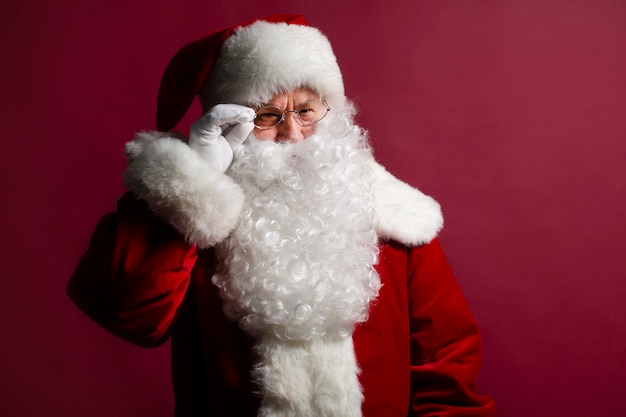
(252, 88, 320, 143)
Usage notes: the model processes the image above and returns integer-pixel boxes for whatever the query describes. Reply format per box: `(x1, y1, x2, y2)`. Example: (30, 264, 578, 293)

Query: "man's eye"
(254, 108, 283, 127)
(256, 111, 281, 121)
(259, 112, 279, 118)
(298, 108, 317, 122)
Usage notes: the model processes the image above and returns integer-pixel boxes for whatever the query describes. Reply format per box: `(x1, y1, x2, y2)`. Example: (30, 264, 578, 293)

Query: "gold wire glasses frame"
(253, 100, 331, 130)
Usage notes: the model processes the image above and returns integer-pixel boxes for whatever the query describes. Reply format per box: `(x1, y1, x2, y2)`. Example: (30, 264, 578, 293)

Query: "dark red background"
(2, 1, 625, 416)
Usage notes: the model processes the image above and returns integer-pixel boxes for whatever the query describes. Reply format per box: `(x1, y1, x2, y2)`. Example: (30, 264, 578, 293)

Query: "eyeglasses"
(254, 100, 330, 130)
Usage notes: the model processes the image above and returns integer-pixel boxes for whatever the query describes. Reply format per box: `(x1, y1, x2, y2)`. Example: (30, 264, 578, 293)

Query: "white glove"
(189, 104, 255, 172)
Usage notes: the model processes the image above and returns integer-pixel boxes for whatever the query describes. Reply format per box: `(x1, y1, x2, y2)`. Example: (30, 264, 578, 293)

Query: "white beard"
(212, 115, 381, 416)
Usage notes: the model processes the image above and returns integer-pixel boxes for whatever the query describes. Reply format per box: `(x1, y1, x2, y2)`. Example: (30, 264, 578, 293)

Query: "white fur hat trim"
(201, 20, 345, 111)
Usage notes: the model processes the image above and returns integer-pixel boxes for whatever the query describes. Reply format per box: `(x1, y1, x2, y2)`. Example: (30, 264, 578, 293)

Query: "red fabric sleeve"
(67, 192, 198, 348)
(408, 239, 495, 416)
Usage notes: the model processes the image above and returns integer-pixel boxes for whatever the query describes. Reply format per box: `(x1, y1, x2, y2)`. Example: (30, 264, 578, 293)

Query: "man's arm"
(407, 239, 495, 416)
(67, 192, 198, 348)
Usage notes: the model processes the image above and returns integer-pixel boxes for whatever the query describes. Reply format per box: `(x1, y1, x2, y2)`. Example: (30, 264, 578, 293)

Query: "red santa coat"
(68, 196, 494, 417)
(68, 133, 495, 416)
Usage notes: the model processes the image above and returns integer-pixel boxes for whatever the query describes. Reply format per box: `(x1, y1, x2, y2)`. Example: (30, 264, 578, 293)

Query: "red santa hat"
(156, 14, 345, 132)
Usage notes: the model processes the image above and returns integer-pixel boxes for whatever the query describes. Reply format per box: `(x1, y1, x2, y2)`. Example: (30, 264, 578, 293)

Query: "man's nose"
(276, 112, 304, 143)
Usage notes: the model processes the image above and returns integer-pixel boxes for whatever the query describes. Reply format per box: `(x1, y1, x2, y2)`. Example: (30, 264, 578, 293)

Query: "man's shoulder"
(371, 161, 443, 246)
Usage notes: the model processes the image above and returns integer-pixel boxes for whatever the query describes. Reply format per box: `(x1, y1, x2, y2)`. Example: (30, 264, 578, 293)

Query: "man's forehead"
(263, 88, 321, 107)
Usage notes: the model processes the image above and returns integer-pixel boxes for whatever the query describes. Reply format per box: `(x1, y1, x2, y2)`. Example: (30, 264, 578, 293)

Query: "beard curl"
(213, 105, 381, 341)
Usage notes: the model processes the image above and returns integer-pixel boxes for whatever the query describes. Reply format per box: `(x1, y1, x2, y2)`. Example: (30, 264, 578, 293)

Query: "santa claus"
(68, 14, 495, 417)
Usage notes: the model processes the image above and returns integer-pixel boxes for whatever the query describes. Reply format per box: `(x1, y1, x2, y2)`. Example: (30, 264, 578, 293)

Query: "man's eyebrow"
(258, 95, 321, 109)
(255, 103, 279, 110)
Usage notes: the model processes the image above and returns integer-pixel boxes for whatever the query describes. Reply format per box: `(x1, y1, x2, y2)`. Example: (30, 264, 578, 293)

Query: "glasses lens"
(254, 107, 283, 128)
(297, 100, 328, 124)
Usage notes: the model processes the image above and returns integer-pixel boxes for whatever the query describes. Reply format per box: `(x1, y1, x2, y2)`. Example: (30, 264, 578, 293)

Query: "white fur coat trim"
(254, 335, 363, 417)
(122, 131, 442, 249)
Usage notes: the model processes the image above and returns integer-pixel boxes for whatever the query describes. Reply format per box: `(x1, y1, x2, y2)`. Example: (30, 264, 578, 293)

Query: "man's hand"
(189, 104, 255, 172)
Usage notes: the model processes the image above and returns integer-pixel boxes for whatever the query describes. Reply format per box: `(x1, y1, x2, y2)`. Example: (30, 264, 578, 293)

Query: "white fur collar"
(369, 161, 443, 246)
(123, 131, 442, 249)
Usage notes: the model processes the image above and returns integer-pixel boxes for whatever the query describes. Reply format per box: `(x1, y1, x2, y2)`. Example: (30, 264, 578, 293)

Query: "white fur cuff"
(123, 131, 245, 249)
